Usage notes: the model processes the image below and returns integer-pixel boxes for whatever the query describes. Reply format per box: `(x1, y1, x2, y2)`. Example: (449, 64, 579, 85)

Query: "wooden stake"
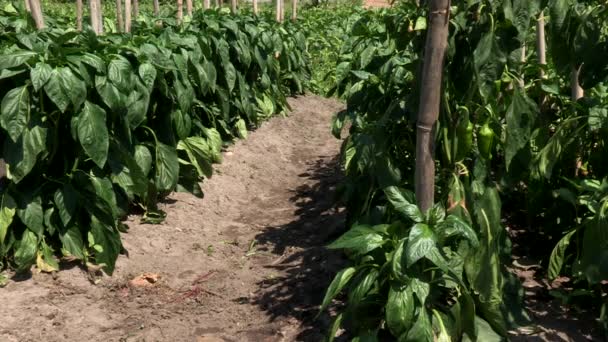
(76, 0, 83, 30)
(153, 0, 160, 16)
(291, 0, 297, 21)
(97, 0, 104, 33)
(571, 65, 584, 100)
(252, 0, 257, 15)
(415, 0, 450, 212)
(230, 0, 236, 14)
(24, 0, 31, 12)
(28, 0, 45, 29)
(133, 0, 139, 18)
(537, 11, 546, 79)
(187, 0, 193, 17)
(115, 0, 123, 32)
(177, 0, 183, 24)
(204, 0, 210, 10)
(276, 0, 282, 22)
(125, 0, 131, 32)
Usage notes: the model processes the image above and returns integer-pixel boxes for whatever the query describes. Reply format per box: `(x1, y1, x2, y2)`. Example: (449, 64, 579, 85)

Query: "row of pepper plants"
(0, 2, 310, 274)
(320, 0, 608, 340)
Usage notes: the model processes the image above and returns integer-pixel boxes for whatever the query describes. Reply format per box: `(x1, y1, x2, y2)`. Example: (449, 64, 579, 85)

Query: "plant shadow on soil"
(252, 155, 349, 340)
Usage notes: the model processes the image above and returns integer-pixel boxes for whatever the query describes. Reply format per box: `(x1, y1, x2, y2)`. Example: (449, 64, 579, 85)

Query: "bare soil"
(0, 95, 347, 342)
(0, 95, 602, 342)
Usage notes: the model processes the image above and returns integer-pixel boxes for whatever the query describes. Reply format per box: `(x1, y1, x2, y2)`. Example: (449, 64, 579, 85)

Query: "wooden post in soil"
(571, 66, 584, 100)
(89, 0, 103, 34)
(537, 11, 546, 79)
(115, 0, 123, 32)
(76, 0, 83, 30)
(204, 0, 210, 10)
(125, 0, 132, 32)
(24, 0, 31, 12)
(415, 0, 450, 212)
(252, 0, 257, 15)
(187, 0, 193, 17)
(230, 0, 236, 14)
(177, 0, 183, 24)
(276, 0, 283, 22)
(291, 0, 297, 22)
(133, 0, 139, 19)
(153, 0, 160, 16)
(97, 0, 104, 33)
(28, 0, 45, 29)
(280, 0, 285, 22)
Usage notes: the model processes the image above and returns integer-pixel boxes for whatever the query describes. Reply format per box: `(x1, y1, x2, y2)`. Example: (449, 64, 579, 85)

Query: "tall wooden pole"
(537, 11, 546, 79)
(125, 0, 131, 32)
(115, 0, 123, 32)
(97, 0, 104, 34)
(415, 0, 450, 211)
(186, 0, 193, 16)
(133, 0, 139, 18)
(89, 0, 100, 33)
(24, 0, 31, 12)
(230, 0, 236, 14)
(76, 0, 83, 30)
(153, 0, 160, 16)
(291, 0, 297, 21)
(275, 0, 281, 22)
(28, 0, 45, 29)
(177, 0, 183, 24)
(252, 0, 257, 15)
(571, 66, 584, 100)
(204, 0, 210, 9)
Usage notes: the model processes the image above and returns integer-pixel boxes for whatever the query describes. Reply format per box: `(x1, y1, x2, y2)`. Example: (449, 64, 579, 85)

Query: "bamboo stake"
(125, 0, 131, 32)
(291, 0, 297, 21)
(415, 0, 450, 211)
(153, 0, 160, 16)
(537, 11, 546, 79)
(204, 0, 210, 9)
(252, 0, 257, 15)
(230, 0, 236, 14)
(187, 0, 193, 16)
(280, 0, 284, 22)
(28, 0, 45, 29)
(133, 0, 139, 18)
(115, 0, 123, 32)
(177, 0, 183, 24)
(97, 0, 104, 33)
(76, 0, 83, 30)
(89, 0, 101, 33)
(276, 0, 283, 22)
(571, 65, 584, 100)
(24, 0, 31, 12)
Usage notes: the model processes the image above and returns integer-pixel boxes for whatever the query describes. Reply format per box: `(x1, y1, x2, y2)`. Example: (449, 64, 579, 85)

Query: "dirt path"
(0, 96, 347, 342)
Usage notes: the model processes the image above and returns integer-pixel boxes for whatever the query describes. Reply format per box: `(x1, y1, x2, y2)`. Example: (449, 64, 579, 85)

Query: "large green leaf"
(44, 68, 70, 113)
(17, 197, 44, 236)
(0, 50, 37, 70)
(30, 62, 52, 92)
(59, 225, 85, 260)
(405, 223, 437, 267)
(0, 203, 16, 246)
(327, 224, 385, 254)
(383, 186, 423, 222)
(3, 126, 48, 183)
(386, 283, 415, 337)
(77, 101, 109, 168)
(155, 142, 179, 191)
(505, 89, 538, 170)
(548, 229, 576, 280)
(14, 230, 38, 271)
(1, 85, 30, 142)
(89, 215, 122, 275)
(319, 267, 356, 313)
(54, 185, 79, 227)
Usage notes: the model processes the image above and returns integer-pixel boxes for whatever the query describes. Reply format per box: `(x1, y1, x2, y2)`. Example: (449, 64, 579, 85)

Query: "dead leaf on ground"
(129, 273, 161, 287)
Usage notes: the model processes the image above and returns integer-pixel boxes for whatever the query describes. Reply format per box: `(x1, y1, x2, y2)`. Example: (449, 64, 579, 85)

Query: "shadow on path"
(253, 155, 348, 341)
